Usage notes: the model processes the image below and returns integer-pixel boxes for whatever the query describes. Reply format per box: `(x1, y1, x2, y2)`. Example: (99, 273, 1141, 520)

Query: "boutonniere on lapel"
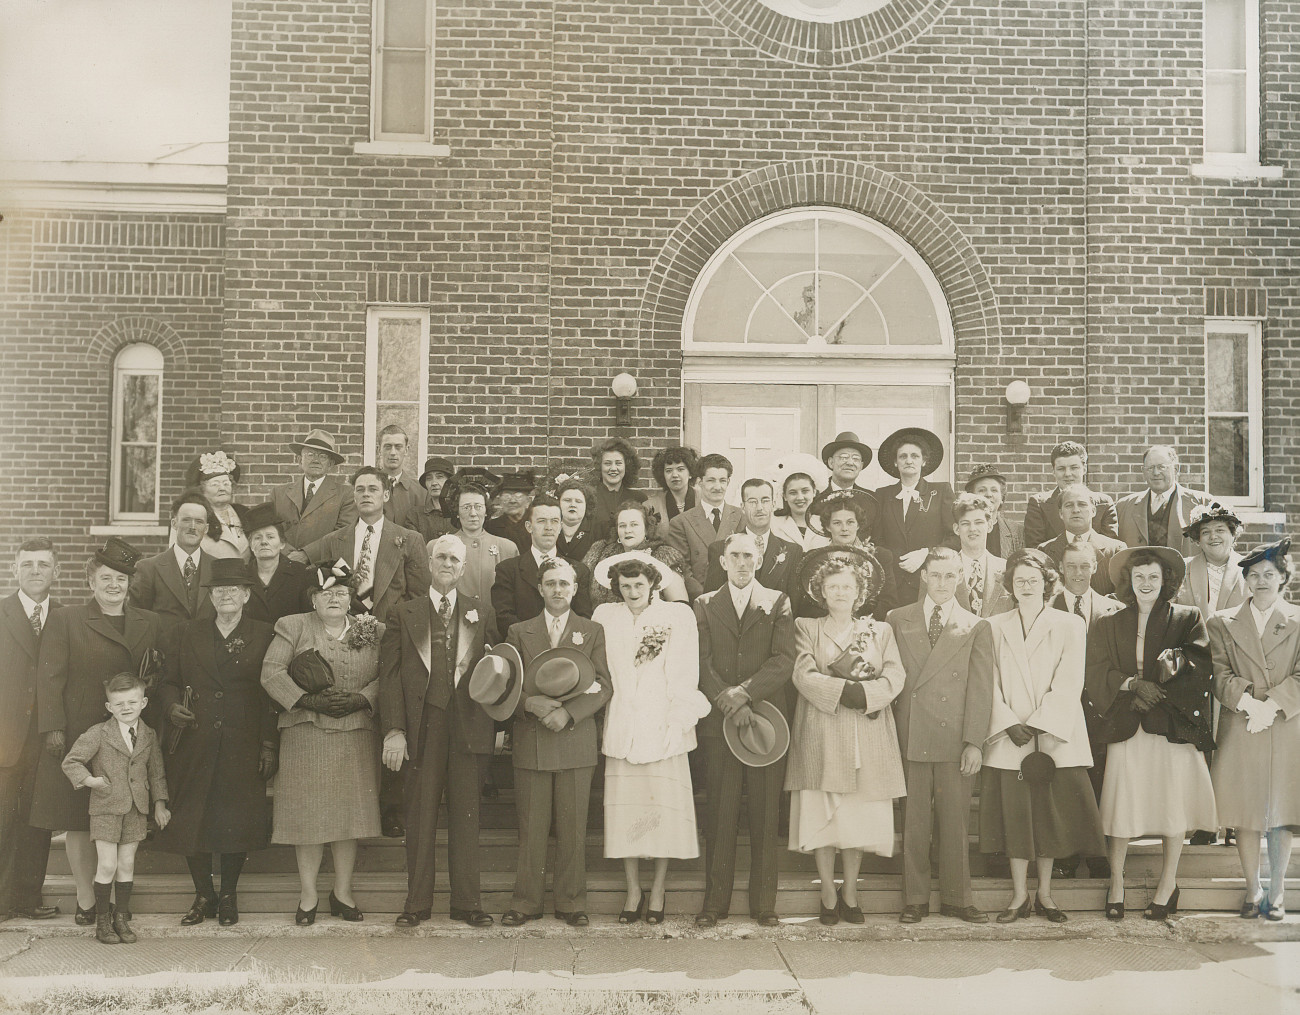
(346, 614, 382, 649)
(465, 609, 480, 625)
(571, 631, 584, 645)
(773, 550, 787, 566)
(1274, 621, 1288, 637)
(634, 625, 669, 665)
(393, 535, 406, 551)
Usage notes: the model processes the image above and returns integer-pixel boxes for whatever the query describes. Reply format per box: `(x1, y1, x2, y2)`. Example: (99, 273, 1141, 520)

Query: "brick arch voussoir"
(85, 316, 190, 369)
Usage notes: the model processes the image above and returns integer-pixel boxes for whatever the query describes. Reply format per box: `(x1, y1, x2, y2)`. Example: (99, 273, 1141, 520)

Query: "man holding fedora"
(379, 534, 499, 928)
(887, 546, 994, 924)
(272, 429, 356, 557)
(693, 532, 795, 928)
(413, 456, 455, 544)
(873, 428, 957, 603)
(129, 491, 218, 635)
(497, 557, 611, 927)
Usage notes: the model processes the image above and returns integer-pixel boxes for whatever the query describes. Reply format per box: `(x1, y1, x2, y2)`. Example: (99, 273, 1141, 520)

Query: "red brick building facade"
(2, 0, 1296, 599)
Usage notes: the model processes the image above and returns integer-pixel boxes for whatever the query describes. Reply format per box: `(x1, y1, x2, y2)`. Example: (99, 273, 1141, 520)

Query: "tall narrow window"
(373, 0, 434, 141)
(1205, 319, 1262, 507)
(111, 343, 164, 522)
(365, 307, 429, 476)
(1204, 0, 1260, 166)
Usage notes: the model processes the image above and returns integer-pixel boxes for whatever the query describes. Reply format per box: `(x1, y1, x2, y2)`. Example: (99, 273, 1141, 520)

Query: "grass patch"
(2, 986, 810, 1015)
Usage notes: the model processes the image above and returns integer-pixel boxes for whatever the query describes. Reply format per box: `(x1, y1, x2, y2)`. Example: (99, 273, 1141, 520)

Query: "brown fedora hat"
(522, 646, 597, 701)
(820, 431, 873, 468)
(468, 643, 525, 721)
(288, 429, 345, 464)
(723, 700, 790, 768)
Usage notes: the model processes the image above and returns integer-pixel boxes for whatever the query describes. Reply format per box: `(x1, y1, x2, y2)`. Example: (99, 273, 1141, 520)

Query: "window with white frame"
(1205, 319, 1263, 507)
(372, 0, 435, 141)
(111, 343, 164, 522)
(1204, 0, 1260, 165)
(365, 307, 429, 476)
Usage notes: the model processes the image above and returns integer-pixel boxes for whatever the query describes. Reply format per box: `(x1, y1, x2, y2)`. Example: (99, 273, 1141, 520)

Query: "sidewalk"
(3, 914, 1300, 1015)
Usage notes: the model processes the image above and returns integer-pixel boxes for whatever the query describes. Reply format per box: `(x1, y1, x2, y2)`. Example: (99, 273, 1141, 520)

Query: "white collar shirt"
(922, 596, 954, 629)
(118, 720, 139, 753)
(429, 587, 458, 617)
(532, 545, 558, 568)
(728, 581, 754, 619)
(1250, 601, 1275, 636)
(1064, 588, 1091, 626)
(173, 543, 201, 575)
(18, 591, 48, 627)
(1149, 487, 1174, 514)
(547, 610, 571, 648)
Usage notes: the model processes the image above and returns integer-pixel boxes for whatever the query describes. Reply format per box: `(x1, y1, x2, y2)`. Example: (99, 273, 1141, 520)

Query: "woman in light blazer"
(785, 551, 906, 924)
(1208, 539, 1300, 920)
(981, 549, 1103, 924)
(594, 551, 710, 925)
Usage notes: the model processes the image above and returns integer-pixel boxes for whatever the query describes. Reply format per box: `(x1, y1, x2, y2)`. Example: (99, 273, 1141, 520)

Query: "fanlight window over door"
(684, 208, 952, 352)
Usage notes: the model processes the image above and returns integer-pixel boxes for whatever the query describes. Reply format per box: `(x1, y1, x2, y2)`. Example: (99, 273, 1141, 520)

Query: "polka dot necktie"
(928, 604, 943, 647)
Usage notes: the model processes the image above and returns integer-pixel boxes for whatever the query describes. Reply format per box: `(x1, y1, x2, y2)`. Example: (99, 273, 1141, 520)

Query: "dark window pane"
(383, 0, 427, 47)
(119, 445, 157, 514)
(1208, 416, 1250, 498)
(380, 50, 427, 136)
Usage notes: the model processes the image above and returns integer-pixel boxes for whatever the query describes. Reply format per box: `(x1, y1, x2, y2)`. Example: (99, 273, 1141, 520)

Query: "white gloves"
(1240, 694, 1281, 734)
(898, 548, 930, 573)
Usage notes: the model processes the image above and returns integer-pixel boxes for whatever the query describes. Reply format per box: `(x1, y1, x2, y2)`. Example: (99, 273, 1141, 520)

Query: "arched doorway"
(682, 207, 955, 490)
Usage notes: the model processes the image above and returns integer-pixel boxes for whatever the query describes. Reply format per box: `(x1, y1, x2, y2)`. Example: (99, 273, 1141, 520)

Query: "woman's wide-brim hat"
(185, 450, 241, 487)
(419, 456, 456, 489)
(201, 556, 255, 588)
(594, 549, 673, 590)
(287, 428, 345, 464)
(242, 501, 284, 537)
(469, 643, 525, 721)
(1182, 501, 1243, 540)
(769, 452, 830, 495)
(820, 431, 873, 468)
(723, 700, 790, 768)
(1108, 545, 1187, 592)
(806, 487, 880, 538)
(877, 428, 944, 479)
(522, 646, 597, 701)
(795, 545, 884, 607)
(93, 536, 142, 577)
(1238, 538, 1292, 575)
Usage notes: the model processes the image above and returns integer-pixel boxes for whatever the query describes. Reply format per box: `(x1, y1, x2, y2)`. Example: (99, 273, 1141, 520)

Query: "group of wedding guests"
(3, 424, 1297, 943)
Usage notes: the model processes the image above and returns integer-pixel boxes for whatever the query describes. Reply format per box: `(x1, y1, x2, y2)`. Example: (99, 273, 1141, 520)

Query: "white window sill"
(353, 141, 451, 158)
(1232, 510, 1286, 526)
(1191, 162, 1284, 181)
(90, 524, 169, 537)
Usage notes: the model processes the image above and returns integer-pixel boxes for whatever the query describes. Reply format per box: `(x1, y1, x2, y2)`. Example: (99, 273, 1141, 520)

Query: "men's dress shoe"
(395, 910, 429, 927)
(1087, 857, 1112, 879)
(381, 814, 405, 838)
(563, 911, 589, 928)
(181, 894, 218, 926)
(502, 910, 542, 927)
(10, 905, 59, 920)
(755, 912, 780, 928)
(695, 912, 718, 928)
(218, 893, 239, 926)
(939, 904, 988, 924)
(1188, 830, 1217, 846)
(898, 904, 928, 924)
(75, 904, 97, 926)
(450, 907, 494, 927)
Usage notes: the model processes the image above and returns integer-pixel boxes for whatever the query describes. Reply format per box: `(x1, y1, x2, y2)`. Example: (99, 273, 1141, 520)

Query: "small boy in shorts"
(62, 671, 170, 944)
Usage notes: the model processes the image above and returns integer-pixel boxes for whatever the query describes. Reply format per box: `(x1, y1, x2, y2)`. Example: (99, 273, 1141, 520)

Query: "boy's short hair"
(103, 671, 147, 696)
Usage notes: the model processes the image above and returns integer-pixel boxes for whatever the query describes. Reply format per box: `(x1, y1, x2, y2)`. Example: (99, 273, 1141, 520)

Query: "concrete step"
(38, 872, 1294, 916)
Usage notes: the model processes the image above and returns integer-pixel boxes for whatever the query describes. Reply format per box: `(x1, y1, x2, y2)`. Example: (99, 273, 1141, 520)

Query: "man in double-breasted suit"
(665, 454, 742, 598)
(873, 428, 957, 604)
(1049, 540, 1123, 876)
(491, 495, 592, 633)
(272, 429, 356, 555)
(948, 493, 1013, 618)
(1037, 484, 1127, 596)
(0, 538, 60, 919)
(702, 478, 803, 597)
(887, 547, 994, 924)
(299, 467, 431, 625)
(129, 492, 217, 633)
(379, 534, 498, 927)
(1023, 440, 1119, 547)
(694, 533, 795, 928)
(501, 559, 611, 927)
(1115, 445, 1212, 559)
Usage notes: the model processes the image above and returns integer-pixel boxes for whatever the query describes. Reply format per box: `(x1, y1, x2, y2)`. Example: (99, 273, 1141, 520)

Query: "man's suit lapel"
(921, 608, 974, 685)
(454, 596, 482, 674)
(158, 551, 190, 614)
(709, 587, 741, 637)
(1132, 492, 1151, 543)
(898, 606, 932, 677)
(371, 526, 401, 602)
(1, 594, 39, 661)
(286, 478, 306, 517)
(518, 612, 551, 662)
(101, 723, 131, 758)
(688, 507, 715, 548)
(408, 598, 433, 677)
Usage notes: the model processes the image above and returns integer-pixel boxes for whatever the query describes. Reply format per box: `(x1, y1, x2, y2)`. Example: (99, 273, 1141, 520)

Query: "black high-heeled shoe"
(75, 903, 97, 926)
(294, 903, 318, 926)
(645, 891, 666, 925)
(996, 898, 1032, 924)
(618, 889, 645, 925)
(1144, 886, 1179, 921)
(329, 890, 363, 921)
(819, 897, 840, 926)
(1035, 897, 1068, 923)
(1104, 890, 1125, 921)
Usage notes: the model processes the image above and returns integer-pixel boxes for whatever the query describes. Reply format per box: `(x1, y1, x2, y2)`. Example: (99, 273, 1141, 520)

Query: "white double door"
(684, 381, 952, 495)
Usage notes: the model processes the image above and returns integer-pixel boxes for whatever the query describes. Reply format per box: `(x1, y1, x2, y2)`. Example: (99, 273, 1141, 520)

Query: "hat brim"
(522, 646, 596, 701)
(964, 470, 1007, 492)
(820, 439, 874, 468)
(594, 550, 673, 590)
(1108, 545, 1187, 592)
(92, 553, 136, 577)
(806, 487, 880, 538)
(878, 428, 945, 479)
(200, 574, 255, 588)
(473, 643, 525, 721)
(794, 545, 884, 608)
(723, 700, 790, 767)
(288, 441, 345, 464)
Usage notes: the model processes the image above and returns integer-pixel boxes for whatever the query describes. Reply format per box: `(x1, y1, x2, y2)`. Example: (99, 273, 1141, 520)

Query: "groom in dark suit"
(379, 534, 498, 927)
(693, 532, 795, 928)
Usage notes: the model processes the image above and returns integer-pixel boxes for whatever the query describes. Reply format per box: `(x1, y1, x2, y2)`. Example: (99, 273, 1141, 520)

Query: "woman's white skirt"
(1100, 727, 1217, 839)
(604, 753, 700, 859)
